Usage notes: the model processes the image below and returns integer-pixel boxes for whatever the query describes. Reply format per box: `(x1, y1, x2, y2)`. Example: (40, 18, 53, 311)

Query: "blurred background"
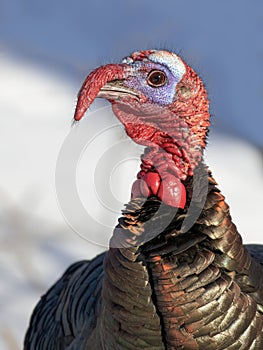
(0, 1, 262, 348)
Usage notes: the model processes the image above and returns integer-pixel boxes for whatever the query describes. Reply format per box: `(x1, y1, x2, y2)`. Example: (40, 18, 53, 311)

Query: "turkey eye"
(147, 70, 167, 87)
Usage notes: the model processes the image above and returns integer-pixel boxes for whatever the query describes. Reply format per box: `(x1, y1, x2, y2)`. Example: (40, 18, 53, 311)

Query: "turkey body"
(24, 168, 263, 349)
(24, 50, 263, 349)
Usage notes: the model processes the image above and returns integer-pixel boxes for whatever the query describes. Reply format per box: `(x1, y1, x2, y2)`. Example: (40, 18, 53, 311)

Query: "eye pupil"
(152, 74, 161, 83)
(147, 70, 167, 87)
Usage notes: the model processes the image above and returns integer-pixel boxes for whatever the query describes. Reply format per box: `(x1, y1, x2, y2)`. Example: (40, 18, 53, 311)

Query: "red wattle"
(131, 171, 186, 209)
(157, 174, 186, 209)
(142, 172, 161, 195)
(131, 179, 150, 199)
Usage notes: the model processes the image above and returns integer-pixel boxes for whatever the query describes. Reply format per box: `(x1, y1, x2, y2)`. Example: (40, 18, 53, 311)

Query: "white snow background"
(0, 1, 262, 349)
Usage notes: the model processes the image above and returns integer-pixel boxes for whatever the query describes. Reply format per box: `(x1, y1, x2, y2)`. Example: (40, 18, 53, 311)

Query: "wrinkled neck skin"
(111, 76, 210, 208)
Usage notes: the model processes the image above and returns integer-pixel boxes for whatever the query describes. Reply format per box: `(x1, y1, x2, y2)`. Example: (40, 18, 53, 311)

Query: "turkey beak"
(97, 81, 140, 101)
(74, 63, 131, 121)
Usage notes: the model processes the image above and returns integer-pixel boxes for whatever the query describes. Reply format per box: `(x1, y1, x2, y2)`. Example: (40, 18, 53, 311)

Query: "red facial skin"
(73, 52, 210, 209)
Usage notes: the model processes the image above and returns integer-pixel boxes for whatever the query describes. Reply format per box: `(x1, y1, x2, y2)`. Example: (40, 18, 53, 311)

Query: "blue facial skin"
(124, 61, 183, 105)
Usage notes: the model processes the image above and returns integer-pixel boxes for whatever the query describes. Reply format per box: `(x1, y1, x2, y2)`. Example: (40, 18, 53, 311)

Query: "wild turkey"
(24, 50, 263, 349)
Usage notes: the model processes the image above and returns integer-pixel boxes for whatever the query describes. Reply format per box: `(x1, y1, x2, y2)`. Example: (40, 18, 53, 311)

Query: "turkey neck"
(137, 140, 193, 187)
(114, 107, 208, 181)
(114, 102, 210, 209)
(98, 167, 263, 349)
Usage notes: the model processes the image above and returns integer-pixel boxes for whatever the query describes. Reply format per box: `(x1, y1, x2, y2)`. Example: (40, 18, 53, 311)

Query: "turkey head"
(74, 50, 210, 208)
